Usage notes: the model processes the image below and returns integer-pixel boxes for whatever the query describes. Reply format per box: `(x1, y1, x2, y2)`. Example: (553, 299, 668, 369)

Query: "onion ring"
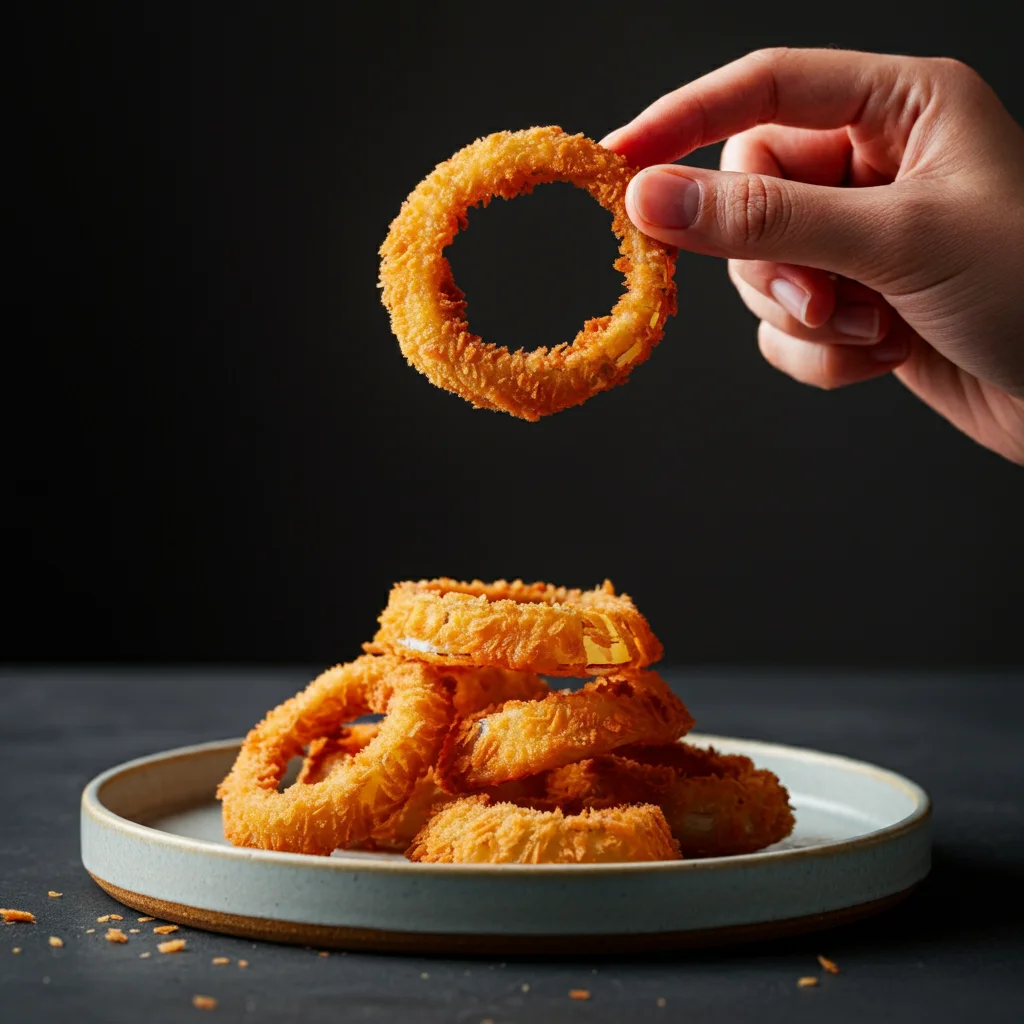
(367, 577, 662, 677)
(378, 126, 678, 421)
(217, 655, 454, 855)
(406, 795, 681, 863)
(298, 726, 550, 852)
(438, 671, 694, 792)
(546, 744, 795, 857)
(296, 670, 553, 852)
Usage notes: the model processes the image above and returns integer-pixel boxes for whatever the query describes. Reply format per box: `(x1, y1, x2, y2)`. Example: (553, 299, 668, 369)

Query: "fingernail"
(868, 336, 909, 363)
(769, 278, 811, 324)
(834, 304, 880, 340)
(632, 169, 701, 229)
(599, 127, 626, 149)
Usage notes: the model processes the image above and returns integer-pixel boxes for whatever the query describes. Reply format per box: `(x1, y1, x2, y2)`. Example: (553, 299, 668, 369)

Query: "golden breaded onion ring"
(367, 578, 662, 677)
(299, 729, 550, 854)
(406, 795, 681, 863)
(546, 743, 795, 857)
(438, 671, 694, 791)
(378, 126, 678, 421)
(296, 669, 553, 852)
(217, 655, 453, 855)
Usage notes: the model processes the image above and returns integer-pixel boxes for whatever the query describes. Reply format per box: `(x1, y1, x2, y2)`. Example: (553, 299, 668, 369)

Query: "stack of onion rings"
(378, 126, 678, 421)
(219, 577, 793, 864)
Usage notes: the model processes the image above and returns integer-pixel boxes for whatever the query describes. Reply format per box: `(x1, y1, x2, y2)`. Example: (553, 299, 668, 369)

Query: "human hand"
(602, 48, 1024, 464)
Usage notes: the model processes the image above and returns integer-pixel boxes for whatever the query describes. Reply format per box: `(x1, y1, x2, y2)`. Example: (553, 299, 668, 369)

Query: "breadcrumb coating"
(367, 578, 662, 677)
(407, 796, 680, 863)
(438, 672, 694, 791)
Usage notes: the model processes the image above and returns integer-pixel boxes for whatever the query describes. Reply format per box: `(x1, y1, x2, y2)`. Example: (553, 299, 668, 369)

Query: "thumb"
(626, 165, 894, 285)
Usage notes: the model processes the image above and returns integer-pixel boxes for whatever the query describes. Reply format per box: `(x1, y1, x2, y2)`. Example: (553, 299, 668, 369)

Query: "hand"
(602, 48, 1024, 464)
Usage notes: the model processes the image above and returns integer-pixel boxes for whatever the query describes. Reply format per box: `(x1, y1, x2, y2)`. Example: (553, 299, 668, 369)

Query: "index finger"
(601, 47, 903, 167)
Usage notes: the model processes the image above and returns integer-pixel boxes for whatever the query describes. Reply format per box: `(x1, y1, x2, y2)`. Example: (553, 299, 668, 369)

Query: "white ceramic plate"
(81, 734, 931, 953)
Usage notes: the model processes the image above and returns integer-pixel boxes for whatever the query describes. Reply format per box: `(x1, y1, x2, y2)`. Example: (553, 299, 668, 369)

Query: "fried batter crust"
(547, 744, 795, 857)
(378, 126, 677, 420)
(437, 671, 694, 791)
(406, 796, 681, 863)
(217, 655, 454, 855)
(367, 577, 662, 677)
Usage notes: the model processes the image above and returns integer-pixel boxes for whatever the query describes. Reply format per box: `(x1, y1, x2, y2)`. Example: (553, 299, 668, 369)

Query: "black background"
(8, 1, 1023, 666)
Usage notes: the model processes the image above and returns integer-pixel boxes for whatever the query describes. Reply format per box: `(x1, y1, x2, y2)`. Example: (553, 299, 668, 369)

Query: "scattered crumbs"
(12, 948, 22, 955)
(139, 952, 152, 959)
(317, 951, 329, 958)
(129, 929, 141, 934)
(569, 989, 591, 1001)
(797, 977, 819, 988)
(817, 955, 840, 975)
(158, 939, 187, 954)
(657, 997, 666, 1008)
(192, 995, 218, 1010)
(109, 914, 123, 921)
(105, 929, 128, 944)
(212, 957, 231, 966)
(138, 917, 155, 923)
(520, 983, 530, 993)
(237, 960, 249, 969)
(48, 936, 64, 948)
(96, 915, 111, 923)
(85, 929, 95, 935)
(1, 910, 36, 924)
(421, 972, 430, 979)
(48, 892, 62, 899)
(154, 925, 179, 935)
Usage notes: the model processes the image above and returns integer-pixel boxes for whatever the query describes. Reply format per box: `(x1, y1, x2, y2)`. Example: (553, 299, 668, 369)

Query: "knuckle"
(930, 56, 981, 84)
(720, 175, 791, 248)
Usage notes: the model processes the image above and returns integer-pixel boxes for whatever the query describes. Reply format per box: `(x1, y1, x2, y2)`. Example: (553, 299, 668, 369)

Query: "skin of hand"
(601, 48, 1024, 464)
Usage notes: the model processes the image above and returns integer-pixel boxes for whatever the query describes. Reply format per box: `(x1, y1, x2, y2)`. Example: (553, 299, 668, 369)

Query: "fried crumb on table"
(212, 956, 230, 965)
(797, 976, 819, 988)
(48, 936, 64, 948)
(237, 959, 249, 968)
(158, 939, 187, 954)
(1, 910, 36, 924)
(47, 891, 62, 898)
(817, 955, 840, 974)
(137, 917, 156, 923)
(105, 928, 128, 943)
(154, 925, 179, 935)
(192, 995, 218, 1010)
(569, 989, 591, 1000)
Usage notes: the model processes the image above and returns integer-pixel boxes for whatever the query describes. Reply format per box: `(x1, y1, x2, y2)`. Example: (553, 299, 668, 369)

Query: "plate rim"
(81, 732, 932, 875)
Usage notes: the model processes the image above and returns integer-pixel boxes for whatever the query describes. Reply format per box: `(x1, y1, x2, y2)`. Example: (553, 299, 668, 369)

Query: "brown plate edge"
(90, 873, 918, 956)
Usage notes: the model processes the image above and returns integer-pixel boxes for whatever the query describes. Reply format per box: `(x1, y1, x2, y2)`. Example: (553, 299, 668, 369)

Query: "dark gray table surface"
(1, 666, 1021, 1023)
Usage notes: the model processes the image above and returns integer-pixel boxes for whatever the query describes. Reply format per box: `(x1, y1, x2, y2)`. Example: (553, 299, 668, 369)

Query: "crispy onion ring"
(406, 795, 680, 863)
(367, 577, 662, 677)
(546, 744, 795, 857)
(217, 655, 453, 855)
(378, 126, 678, 421)
(438, 671, 694, 791)
(296, 671, 553, 852)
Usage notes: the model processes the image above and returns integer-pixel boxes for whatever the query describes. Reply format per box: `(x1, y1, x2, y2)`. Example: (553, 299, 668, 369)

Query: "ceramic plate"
(81, 734, 931, 954)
